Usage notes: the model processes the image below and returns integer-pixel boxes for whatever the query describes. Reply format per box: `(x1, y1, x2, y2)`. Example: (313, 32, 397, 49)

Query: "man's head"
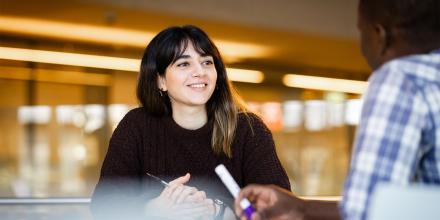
(358, 0, 440, 70)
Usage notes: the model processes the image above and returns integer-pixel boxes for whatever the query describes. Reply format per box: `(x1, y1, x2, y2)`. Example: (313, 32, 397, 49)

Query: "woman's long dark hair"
(137, 25, 247, 158)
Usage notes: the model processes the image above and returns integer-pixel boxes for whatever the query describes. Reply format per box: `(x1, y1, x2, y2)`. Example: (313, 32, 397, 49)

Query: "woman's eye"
(177, 62, 189, 67)
(203, 60, 214, 65)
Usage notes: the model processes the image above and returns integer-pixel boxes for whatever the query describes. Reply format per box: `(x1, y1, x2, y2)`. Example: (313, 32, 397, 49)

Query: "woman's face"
(158, 43, 217, 111)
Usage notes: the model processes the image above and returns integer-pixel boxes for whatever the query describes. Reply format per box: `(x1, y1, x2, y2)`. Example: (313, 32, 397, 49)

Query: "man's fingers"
(235, 184, 277, 218)
(252, 213, 262, 220)
(235, 184, 260, 216)
(237, 208, 262, 220)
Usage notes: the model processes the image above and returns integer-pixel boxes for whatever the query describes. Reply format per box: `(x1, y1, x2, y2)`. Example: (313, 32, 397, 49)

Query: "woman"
(91, 25, 290, 220)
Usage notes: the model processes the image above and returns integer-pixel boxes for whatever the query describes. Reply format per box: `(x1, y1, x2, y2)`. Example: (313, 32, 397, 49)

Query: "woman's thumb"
(170, 173, 191, 185)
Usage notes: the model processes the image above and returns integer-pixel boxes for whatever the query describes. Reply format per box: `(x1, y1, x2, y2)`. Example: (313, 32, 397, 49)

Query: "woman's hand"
(145, 173, 215, 220)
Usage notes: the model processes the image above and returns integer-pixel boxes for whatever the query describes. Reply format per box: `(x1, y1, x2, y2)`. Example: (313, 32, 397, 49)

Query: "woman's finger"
(184, 190, 206, 202)
(175, 186, 197, 204)
(168, 173, 190, 185)
(160, 181, 180, 198)
(169, 184, 186, 203)
(173, 202, 213, 218)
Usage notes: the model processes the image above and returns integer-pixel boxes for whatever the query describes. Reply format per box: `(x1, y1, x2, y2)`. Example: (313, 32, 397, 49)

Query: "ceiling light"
(0, 46, 263, 83)
(283, 74, 368, 94)
(0, 46, 139, 71)
(227, 68, 264, 83)
(0, 16, 272, 62)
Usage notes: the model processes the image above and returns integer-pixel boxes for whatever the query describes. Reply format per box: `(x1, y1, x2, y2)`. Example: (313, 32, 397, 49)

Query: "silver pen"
(146, 172, 170, 187)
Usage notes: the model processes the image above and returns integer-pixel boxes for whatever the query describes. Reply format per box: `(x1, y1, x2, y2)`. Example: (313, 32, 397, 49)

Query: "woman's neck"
(171, 105, 208, 130)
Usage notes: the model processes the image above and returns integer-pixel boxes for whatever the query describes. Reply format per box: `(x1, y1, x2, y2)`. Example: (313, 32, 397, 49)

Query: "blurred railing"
(0, 197, 90, 204)
(0, 198, 93, 220)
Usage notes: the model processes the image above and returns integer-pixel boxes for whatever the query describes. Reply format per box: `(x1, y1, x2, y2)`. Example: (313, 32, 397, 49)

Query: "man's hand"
(235, 184, 306, 220)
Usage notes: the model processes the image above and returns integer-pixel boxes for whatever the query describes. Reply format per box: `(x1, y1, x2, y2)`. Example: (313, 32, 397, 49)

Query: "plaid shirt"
(341, 48, 440, 220)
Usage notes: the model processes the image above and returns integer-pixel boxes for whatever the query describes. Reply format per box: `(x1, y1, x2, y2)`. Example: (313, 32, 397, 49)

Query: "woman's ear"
(157, 75, 167, 91)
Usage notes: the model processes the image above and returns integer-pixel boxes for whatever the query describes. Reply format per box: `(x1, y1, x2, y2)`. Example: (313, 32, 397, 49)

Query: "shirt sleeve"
(241, 113, 291, 191)
(340, 62, 429, 220)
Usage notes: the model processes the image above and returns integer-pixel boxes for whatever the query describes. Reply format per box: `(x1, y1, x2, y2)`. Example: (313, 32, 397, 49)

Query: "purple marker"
(215, 164, 255, 220)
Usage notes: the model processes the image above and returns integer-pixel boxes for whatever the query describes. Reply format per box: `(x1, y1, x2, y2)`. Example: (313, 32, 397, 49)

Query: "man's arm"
(235, 184, 340, 220)
(303, 199, 340, 220)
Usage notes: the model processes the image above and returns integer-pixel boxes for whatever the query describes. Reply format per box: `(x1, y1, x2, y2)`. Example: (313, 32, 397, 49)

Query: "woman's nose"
(191, 63, 204, 77)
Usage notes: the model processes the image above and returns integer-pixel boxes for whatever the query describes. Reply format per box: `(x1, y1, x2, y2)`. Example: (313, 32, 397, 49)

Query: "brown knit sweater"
(91, 107, 290, 218)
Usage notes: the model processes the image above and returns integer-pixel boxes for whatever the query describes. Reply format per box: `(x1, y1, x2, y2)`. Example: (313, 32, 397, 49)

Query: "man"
(235, 0, 440, 219)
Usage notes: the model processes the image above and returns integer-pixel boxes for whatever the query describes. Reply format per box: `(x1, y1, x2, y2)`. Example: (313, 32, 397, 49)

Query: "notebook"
(368, 183, 440, 220)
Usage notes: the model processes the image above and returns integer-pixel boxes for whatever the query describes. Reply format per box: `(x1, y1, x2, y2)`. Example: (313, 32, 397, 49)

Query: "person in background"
(91, 25, 290, 220)
(234, 0, 440, 219)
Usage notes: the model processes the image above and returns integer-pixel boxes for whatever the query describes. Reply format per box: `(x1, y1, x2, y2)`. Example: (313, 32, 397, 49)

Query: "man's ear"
(157, 75, 167, 91)
(375, 24, 389, 55)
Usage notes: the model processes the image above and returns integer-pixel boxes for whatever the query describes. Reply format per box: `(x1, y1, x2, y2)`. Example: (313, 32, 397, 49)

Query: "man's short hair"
(359, 0, 440, 46)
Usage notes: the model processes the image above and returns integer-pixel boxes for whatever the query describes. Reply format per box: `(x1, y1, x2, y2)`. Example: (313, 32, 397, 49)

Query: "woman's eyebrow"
(174, 54, 191, 60)
(200, 54, 213, 58)
(174, 54, 212, 60)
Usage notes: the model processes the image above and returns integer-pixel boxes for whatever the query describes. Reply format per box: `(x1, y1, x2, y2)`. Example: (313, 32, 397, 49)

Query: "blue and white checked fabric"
(341, 48, 440, 220)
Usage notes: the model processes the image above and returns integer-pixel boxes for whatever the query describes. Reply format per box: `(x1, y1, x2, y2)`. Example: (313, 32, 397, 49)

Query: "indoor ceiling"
(0, 0, 370, 82)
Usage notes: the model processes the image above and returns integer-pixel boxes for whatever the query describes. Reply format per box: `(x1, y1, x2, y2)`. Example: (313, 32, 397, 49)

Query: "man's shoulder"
(373, 51, 440, 84)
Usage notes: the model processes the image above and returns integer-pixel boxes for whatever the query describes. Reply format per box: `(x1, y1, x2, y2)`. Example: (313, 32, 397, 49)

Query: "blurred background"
(0, 0, 369, 206)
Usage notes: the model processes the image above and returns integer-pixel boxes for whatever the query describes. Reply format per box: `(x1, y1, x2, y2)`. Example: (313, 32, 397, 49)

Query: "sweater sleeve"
(241, 113, 291, 191)
(91, 108, 148, 219)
